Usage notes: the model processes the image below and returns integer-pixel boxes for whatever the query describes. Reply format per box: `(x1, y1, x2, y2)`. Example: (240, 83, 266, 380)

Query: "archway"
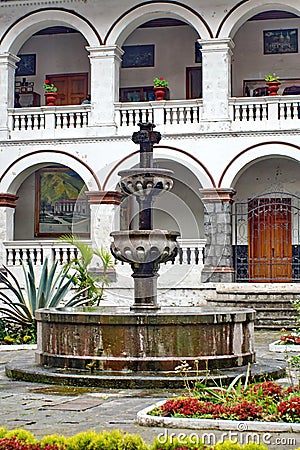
(232, 156, 300, 282)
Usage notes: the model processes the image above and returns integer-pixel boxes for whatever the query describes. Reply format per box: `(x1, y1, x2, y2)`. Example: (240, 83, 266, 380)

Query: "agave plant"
(58, 234, 114, 306)
(0, 258, 85, 327)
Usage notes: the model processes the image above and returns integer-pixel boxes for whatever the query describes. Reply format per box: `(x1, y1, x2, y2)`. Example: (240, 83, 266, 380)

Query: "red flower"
(44, 79, 50, 84)
(277, 396, 300, 421)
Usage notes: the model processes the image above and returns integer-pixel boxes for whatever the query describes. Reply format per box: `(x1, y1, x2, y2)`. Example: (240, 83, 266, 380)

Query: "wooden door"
(248, 198, 292, 282)
(186, 67, 202, 99)
(46, 73, 88, 105)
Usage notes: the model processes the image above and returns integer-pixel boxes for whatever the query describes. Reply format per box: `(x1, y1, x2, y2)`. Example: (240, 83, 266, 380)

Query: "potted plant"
(153, 76, 168, 100)
(43, 79, 58, 105)
(265, 73, 281, 96)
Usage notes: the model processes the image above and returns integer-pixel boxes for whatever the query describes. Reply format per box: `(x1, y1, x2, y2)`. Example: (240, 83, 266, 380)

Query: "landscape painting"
(35, 168, 90, 237)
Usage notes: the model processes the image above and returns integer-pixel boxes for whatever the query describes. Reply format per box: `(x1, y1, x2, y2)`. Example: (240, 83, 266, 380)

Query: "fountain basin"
(35, 306, 255, 372)
(110, 230, 179, 264)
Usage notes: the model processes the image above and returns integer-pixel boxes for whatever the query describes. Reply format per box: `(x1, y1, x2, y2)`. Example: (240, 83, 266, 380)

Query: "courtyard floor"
(0, 330, 299, 449)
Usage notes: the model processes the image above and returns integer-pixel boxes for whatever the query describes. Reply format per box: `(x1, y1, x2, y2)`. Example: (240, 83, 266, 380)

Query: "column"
(199, 38, 234, 129)
(86, 190, 123, 250)
(87, 46, 123, 134)
(0, 53, 19, 138)
(199, 188, 236, 283)
(0, 193, 18, 267)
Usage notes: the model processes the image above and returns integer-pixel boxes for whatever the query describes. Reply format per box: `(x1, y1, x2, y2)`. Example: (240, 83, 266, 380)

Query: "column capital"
(0, 193, 18, 208)
(198, 38, 235, 53)
(86, 190, 123, 205)
(87, 45, 124, 61)
(199, 188, 236, 203)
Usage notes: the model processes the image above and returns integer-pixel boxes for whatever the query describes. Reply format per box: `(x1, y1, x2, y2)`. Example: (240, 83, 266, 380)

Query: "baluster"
(186, 107, 192, 123)
(164, 107, 171, 124)
(241, 105, 248, 121)
(286, 102, 293, 120)
(61, 113, 69, 128)
(60, 248, 69, 264)
(127, 110, 134, 126)
(20, 114, 27, 130)
(69, 112, 76, 128)
(40, 114, 45, 129)
(177, 106, 184, 124)
(248, 104, 255, 121)
(36, 248, 43, 265)
(261, 104, 268, 120)
(6, 248, 14, 265)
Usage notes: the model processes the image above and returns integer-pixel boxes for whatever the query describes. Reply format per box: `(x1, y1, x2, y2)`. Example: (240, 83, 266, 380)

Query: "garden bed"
(269, 340, 300, 353)
(137, 400, 300, 432)
(137, 380, 300, 430)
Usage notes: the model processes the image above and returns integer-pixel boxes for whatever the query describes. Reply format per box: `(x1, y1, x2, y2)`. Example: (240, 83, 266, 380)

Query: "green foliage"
(153, 77, 168, 87)
(264, 73, 280, 82)
(0, 428, 7, 439)
(40, 435, 68, 448)
(58, 234, 114, 307)
(4, 428, 37, 444)
(0, 258, 84, 327)
(65, 431, 99, 449)
(151, 435, 204, 450)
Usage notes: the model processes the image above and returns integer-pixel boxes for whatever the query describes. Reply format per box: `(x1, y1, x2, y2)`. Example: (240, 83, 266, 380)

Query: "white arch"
(103, 146, 215, 191)
(1, 9, 100, 54)
(218, 0, 300, 39)
(0, 151, 99, 194)
(220, 143, 300, 187)
(106, 2, 212, 46)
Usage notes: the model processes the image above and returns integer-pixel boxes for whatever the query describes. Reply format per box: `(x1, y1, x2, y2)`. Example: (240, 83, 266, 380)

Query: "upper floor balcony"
(6, 94, 300, 141)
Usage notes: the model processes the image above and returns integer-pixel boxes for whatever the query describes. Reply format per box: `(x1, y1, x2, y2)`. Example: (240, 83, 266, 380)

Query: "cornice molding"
(1, 129, 300, 147)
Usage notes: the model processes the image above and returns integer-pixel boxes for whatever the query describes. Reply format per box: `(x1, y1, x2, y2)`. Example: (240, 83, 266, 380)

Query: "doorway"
(46, 73, 88, 105)
(186, 67, 202, 99)
(248, 198, 292, 282)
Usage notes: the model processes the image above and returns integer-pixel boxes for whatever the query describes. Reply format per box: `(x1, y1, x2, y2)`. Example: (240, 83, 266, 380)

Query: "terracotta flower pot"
(266, 81, 281, 96)
(44, 92, 58, 106)
(153, 86, 167, 101)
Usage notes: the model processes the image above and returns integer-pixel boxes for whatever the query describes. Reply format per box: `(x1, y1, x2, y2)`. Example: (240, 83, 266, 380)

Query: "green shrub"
(0, 427, 7, 439)
(40, 434, 68, 448)
(151, 435, 204, 450)
(65, 430, 99, 450)
(4, 428, 37, 444)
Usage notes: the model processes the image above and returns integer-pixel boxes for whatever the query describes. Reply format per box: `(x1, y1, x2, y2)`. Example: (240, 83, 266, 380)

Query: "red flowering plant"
(43, 79, 57, 93)
(148, 361, 300, 423)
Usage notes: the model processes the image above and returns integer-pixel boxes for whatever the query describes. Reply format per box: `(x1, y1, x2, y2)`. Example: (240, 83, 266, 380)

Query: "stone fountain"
(32, 123, 258, 387)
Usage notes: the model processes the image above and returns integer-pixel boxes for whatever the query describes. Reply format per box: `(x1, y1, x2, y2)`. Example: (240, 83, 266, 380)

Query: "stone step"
(209, 298, 298, 329)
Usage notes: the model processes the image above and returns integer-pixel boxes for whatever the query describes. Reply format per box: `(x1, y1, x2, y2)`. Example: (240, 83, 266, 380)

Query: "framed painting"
(263, 29, 298, 54)
(34, 168, 90, 237)
(121, 44, 154, 68)
(16, 54, 36, 76)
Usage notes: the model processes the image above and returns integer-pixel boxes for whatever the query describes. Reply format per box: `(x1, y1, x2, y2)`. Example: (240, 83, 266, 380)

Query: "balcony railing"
(6, 95, 300, 139)
(3, 238, 205, 268)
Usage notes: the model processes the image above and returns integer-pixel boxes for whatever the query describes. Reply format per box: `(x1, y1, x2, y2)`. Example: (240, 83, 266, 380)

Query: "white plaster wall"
(14, 173, 36, 240)
(233, 18, 300, 96)
(234, 157, 300, 201)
